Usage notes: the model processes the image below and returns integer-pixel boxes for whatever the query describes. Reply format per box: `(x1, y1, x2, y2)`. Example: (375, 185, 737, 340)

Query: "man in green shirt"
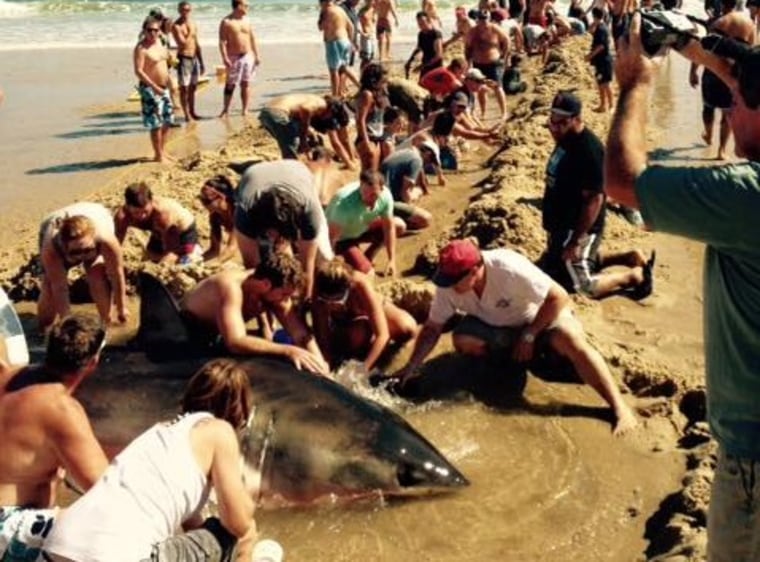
(606, 16, 760, 560)
(326, 169, 400, 276)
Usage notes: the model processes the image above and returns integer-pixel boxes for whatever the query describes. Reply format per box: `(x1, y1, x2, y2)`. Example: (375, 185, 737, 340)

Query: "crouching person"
(44, 359, 259, 562)
(313, 258, 418, 371)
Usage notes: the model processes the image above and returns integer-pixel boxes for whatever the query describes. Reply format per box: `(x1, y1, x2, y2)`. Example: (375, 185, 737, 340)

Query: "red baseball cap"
(433, 239, 481, 287)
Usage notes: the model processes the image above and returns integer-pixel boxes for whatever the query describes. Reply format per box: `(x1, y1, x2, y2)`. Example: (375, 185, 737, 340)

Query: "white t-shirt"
(428, 249, 553, 327)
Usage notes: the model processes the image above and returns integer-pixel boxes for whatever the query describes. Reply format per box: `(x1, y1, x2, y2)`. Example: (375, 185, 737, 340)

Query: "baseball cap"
(465, 68, 486, 82)
(432, 239, 481, 287)
(451, 91, 470, 107)
(550, 91, 582, 117)
(148, 7, 166, 19)
(475, 9, 489, 19)
(419, 139, 440, 166)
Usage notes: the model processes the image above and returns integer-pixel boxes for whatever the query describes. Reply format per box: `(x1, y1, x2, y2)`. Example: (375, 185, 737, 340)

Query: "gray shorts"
(177, 55, 202, 87)
(142, 518, 236, 562)
(452, 309, 582, 354)
(258, 107, 301, 159)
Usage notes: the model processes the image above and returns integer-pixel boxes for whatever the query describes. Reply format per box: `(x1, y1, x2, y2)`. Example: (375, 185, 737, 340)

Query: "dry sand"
(0, 37, 717, 561)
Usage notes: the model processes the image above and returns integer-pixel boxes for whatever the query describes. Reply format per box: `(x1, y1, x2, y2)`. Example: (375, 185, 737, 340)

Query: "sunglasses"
(548, 116, 572, 128)
(317, 287, 350, 305)
(146, 27, 161, 33)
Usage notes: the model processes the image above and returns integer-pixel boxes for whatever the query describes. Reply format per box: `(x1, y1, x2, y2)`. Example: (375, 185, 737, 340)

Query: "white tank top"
(45, 412, 213, 562)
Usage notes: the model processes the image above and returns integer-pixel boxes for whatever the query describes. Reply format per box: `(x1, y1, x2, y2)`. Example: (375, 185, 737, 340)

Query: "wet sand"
(0, 38, 725, 561)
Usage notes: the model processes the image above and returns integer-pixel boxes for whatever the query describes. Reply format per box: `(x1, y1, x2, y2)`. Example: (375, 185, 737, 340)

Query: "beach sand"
(0, 37, 723, 561)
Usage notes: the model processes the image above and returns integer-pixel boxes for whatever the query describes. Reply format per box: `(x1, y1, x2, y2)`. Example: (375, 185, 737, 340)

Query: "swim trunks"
(701, 69, 733, 110)
(541, 230, 602, 296)
(0, 506, 57, 561)
(177, 54, 202, 87)
(146, 222, 200, 258)
(139, 84, 175, 131)
(324, 38, 352, 71)
(474, 61, 506, 85)
(258, 107, 301, 159)
(225, 52, 256, 87)
(360, 33, 375, 62)
(593, 58, 613, 85)
(376, 16, 392, 36)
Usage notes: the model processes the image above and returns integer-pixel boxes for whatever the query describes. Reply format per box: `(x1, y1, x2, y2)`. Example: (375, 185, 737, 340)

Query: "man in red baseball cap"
(392, 238, 638, 435)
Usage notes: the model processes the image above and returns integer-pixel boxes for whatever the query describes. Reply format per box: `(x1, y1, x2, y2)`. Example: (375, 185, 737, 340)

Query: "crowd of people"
(1, 0, 759, 559)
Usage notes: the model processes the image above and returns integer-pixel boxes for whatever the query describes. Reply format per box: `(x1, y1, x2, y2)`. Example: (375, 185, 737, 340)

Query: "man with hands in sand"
(392, 238, 638, 435)
(219, 0, 261, 117)
(180, 252, 329, 375)
(134, 15, 175, 163)
(606, 13, 760, 559)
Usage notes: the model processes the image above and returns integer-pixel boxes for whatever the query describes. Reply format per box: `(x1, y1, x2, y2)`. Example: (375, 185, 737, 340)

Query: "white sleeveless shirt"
(45, 412, 213, 562)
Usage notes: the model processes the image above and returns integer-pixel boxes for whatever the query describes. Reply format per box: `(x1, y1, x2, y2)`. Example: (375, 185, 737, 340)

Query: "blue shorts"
(258, 107, 301, 159)
(325, 39, 352, 71)
(139, 84, 175, 130)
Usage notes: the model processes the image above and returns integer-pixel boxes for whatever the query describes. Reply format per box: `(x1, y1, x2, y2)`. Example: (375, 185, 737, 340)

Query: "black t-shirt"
(432, 111, 456, 136)
(418, 29, 442, 65)
(591, 23, 611, 66)
(542, 127, 606, 235)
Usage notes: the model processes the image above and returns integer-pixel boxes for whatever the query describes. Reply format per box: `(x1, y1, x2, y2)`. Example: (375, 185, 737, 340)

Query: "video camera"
(636, 8, 705, 56)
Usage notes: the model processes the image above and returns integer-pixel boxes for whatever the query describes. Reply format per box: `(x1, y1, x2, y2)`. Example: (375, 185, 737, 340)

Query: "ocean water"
(0, 0, 466, 50)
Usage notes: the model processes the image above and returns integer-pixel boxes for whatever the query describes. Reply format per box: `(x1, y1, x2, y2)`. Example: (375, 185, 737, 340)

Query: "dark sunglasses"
(146, 27, 161, 33)
(317, 288, 350, 305)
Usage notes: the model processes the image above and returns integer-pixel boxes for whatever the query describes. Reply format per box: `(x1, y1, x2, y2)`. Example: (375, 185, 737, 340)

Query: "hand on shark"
(285, 345, 330, 377)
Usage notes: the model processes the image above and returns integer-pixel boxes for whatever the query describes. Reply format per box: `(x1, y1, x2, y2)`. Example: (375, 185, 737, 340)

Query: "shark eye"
(397, 462, 429, 487)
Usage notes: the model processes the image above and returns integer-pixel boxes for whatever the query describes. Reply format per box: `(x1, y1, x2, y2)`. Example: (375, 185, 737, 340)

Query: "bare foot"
(716, 149, 726, 160)
(701, 131, 712, 145)
(218, 111, 229, 119)
(612, 405, 640, 437)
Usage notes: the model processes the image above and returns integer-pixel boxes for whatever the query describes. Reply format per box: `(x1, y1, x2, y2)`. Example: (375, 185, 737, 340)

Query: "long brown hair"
(181, 359, 253, 430)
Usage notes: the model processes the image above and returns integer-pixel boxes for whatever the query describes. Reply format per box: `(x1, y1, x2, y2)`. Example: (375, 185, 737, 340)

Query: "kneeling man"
(179, 253, 328, 375)
(393, 238, 637, 435)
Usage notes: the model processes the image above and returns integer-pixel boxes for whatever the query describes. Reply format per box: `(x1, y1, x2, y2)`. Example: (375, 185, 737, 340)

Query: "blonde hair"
(181, 359, 254, 430)
(315, 258, 352, 298)
(58, 215, 96, 243)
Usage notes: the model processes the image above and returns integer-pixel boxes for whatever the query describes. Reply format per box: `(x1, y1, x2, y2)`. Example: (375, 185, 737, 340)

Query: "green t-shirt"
(325, 181, 394, 241)
(636, 162, 760, 459)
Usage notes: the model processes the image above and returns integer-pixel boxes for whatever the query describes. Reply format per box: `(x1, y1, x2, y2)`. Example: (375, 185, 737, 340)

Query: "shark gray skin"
(77, 350, 469, 508)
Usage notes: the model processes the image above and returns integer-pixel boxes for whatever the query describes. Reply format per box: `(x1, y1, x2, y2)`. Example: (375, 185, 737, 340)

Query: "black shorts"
(474, 61, 505, 84)
(593, 59, 613, 85)
(701, 69, 732, 110)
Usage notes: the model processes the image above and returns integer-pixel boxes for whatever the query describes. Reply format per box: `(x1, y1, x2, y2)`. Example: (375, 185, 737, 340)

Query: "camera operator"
(607, 14, 760, 561)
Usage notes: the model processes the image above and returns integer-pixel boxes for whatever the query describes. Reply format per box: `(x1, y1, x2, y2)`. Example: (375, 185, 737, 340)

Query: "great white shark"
(78, 352, 469, 507)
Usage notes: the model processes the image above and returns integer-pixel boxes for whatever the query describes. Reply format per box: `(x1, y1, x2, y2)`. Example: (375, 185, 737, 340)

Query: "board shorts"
(176, 55, 202, 87)
(225, 52, 256, 87)
(593, 58, 613, 85)
(139, 84, 175, 131)
(0, 506, 57, 562)
(474, 61, 506, 85)
(324, 38, 352, 71)
(701, 69, 733, 110)
(359, 34, 375, 63)
(452, 308, 582, 354)
(376, 16, 392, 36)
(258, 107, 301, 159)
(146, 222, 201, 261)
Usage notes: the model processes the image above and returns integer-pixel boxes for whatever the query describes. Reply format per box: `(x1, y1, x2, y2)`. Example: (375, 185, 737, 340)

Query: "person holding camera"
(606, 14, 760, 560)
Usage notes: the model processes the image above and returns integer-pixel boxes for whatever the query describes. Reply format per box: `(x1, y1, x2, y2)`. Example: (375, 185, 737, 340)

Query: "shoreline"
(1, 35, 719, 561)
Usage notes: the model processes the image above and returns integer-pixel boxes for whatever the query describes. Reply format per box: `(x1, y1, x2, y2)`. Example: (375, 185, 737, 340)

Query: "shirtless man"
(179, 253, 329, 374)
(134, 16, 175, 163)
(0, 314, 108, 560)
(114, 182, 202, 265)
(443, 6, 474, 51)
(689, 0, 755, 160)
(375, 0, 399, 62)
(465, 10, 510, 121)
(219, 0, 261, 117)
(172, 1, 205, 122)
(319, 0, 360, 97)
